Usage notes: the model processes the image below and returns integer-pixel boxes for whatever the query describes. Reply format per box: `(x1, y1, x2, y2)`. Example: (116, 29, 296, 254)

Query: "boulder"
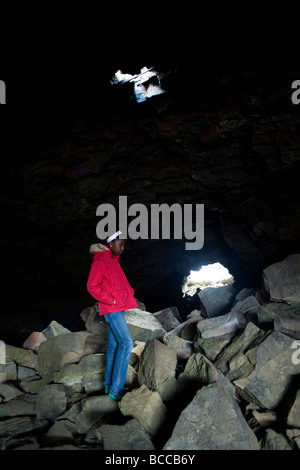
(287, 388, 300, 428)
(42, 320, 71, 338)
(0, 383, 24, 401)
(274, 317, 300, 340)
(260, 429, 296, 450)
(234, 332, 300, 409)
(119, 384, 167, 437)
(197, 311, 240, 339)
(214, 321, 269, 375)
(176, 352, 222, 393)
(129, 341, 146, 366)
(153, 306, 181, 331)
(98, 419, 155, 450)
(125, 309, 166, 342)
(53, 353, 106, 390)
(36, 384, 67, 420)
(262, 254, 300, 304)
(0, 394, 36, 418)
(198, 285, 237, 318)
(163, 381, 259, 450)
(80, 304, 109, 338)
(5, 344, 38, 370)
(163, 334, 193, 359)
(40, 420, 78, 447)
(0, 416, 48, 440)
(75, 395, 119, 434)
(22, 332, 47, 351)
(37, 331, 106, 376)
(0, 362, 17, 383)
(138, 339, 177, 402)
(193, 332, 235, 361)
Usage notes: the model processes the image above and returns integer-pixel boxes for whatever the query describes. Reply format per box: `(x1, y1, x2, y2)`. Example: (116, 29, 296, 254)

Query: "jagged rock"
(119, 384, 167, 437)
(17, 366, 37, 381)
(138, 339, 177, 402)
(40, 420, 79, 447)
(57, 401, 82, 424)
(286, 429, 300, 450)
(214, 321, 269, 375)
(235, 332, 300, 409)
(37, 331, 106, 376)
(260, 429, 296, 450)
(198, 311, 240, 339)
(53, 353, 106, 388)
(198, 285, 237, 318)
(43, 320, 72, 338)
(75, 395, 119, 434)
(19, 372, 53, 394)
(0, 383, 24, 402)
(163, 381, 259, 450)
(163, 334, 193, 359)
(125, 364, 138, 390)
(231, 294, 269, 326)
(0, 394, 36, 418)
(0, 362, 17, 383)
(22, 332, 47, 351)
(129, 341, 146, 367)
(5, 344, 38, 370)
(80, 304, 109, 338)
(98, 419, 156, 450)
(163, 311, 204, 343)
(287, 388, 300, 428)
(274, 317, 300, 340)
(36, 384, 67, 420)
(263, 301, 300, 324)
(125, 309, 166, 342)
(4, 436, 40, 450)
(262, 254, 300, 304)
(252, 409, 277, 428)
(226, 349, 256, 382)
(176, 352, 227, 395)
(180, 320, 199, 341)
(153, 306, 181, 331)
(0, 416, 48, 440)
(193, 332, 235, 361)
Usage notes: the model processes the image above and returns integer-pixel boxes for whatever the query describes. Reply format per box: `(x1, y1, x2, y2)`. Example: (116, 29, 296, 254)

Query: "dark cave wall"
(1, 60, 300, 344)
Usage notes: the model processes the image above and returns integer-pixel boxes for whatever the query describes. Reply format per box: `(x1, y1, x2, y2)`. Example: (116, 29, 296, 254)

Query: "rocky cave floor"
(0, 254, 300, 451)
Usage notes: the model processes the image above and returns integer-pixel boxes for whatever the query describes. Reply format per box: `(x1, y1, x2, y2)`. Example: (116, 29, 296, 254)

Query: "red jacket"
(87, 244, 138, 315)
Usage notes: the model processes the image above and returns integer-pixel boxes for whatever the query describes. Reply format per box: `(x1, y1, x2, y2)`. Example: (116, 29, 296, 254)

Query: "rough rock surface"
(163, 381, 259, 450)
(0, 255, 300, 450)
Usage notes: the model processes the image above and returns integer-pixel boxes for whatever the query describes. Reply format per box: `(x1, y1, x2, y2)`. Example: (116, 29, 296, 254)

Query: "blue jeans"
(103, 311, 133, 397)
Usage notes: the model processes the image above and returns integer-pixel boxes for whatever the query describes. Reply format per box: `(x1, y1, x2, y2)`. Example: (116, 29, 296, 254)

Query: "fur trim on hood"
(89, 243, 110, 253)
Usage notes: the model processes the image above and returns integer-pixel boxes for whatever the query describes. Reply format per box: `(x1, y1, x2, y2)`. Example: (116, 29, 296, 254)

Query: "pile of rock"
(0, 254, 300, 450)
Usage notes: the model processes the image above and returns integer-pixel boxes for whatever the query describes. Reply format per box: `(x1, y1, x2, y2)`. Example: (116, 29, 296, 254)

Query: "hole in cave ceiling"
(110, 66, 168, 103)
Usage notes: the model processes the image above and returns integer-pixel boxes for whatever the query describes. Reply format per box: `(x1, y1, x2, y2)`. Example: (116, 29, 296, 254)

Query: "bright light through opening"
(182, 262, 235, 297)
(110, 66, 166, 103)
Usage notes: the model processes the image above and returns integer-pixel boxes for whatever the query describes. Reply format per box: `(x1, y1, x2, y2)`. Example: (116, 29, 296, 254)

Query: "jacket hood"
(89, 243, 119, 259)
(89, 243, 110, 254)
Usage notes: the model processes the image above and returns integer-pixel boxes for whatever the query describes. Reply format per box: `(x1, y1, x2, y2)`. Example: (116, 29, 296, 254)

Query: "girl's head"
(106, 231, 126, 256)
